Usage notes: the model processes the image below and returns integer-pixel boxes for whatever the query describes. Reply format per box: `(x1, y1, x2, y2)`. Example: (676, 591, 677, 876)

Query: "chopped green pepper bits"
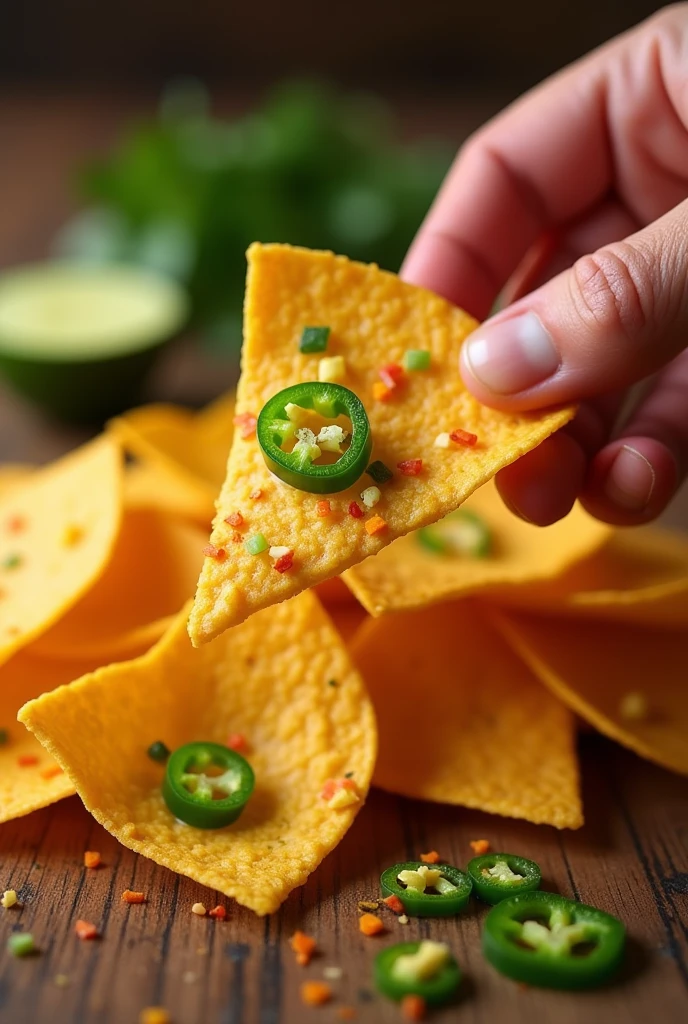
(7, 933, 36, 957)
(366, 461, 393, 485)
(299, 326, 330, 354)
(2, 554, 22, 571)
(245, 533, 268, 555)
(403, 349, 431, 371)
(147, 741, 171, 763)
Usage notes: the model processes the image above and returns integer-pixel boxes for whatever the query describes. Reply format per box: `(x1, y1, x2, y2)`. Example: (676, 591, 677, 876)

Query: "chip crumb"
(122, 889, 147, 904)
(75, 919, 99, 941)
(401, 994, 427, 1020)
(1, 889, 19, 908)
(470, 839, 490, 855)
(318, 355, 346, 383)
(249, 488, 263, 500)
(619, 692, 648, 722)
(54, 974, 70, 988)
(203, 544, 227, 561)
(398, 914, 409, 925)
(434, 432, 451, 449)
(290, 930, 317, 966)
(358, 913, 384, 937)
(321, 778, 361, 809)
(381, 894, 404, 914)
(357, 900, 379, 912)
(139, 1008, 171, 1024)
(225, 512, 244, 528)
(208, 905, 227, 920)
(323, 965, 343, 980)
(83, 851, 101, 869)
(300, 981, 332, 1006)
(419, 850, 441, 864)
(182, 971, 198, 984)
(191, 902, 207, 916)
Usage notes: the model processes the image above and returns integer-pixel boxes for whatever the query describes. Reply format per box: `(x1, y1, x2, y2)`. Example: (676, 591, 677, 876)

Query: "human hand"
(402, 4, 688, 527)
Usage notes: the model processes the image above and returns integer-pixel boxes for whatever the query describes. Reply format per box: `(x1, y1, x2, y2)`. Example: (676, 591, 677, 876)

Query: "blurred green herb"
(55, 79, 451, 350)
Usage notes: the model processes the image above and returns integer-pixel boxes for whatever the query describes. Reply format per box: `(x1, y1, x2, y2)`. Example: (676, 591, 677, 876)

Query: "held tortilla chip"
(343, 481, 610, 615)
(189, 243, 574, 644)
(350, 601, 582, 829)
(20, 593, 377, 915)
(32, 508, 207, 660)
(0, 464, 34, 497)
(0, 436, 122, 666)
(490, 527, 688, 629)
(492, 609, 688, 776)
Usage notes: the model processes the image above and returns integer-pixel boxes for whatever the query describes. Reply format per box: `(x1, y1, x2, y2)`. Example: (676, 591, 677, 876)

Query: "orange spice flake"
(300, 981, 332, 1006)
(227, 733, 249, 754)
(290, 930, 317, 966)
(84, 851, 101, 869)
(208, 905, 227, 920)
(75, 919, 99, 941)
(470, 839, 491, 855)
(224, 512, 244, 528)
(249, 488, 263, 500)
(364, 515, 387, 537)
(203, 544, 227, 561)
(316, 500, 331, 518)
(382, 894, 404, 914)
(6, 515, 26, 534)
(402, 994, 427, 1020)
(121, 889, 146, 904)
(233, 412, 257, 439)
(420, 851, 440, 864)
(372, 380, 394, 402)
(358, 913, 384, 937)
(41, 765, 64, 780)
(17, 754, 39, 767)
(450, 428, 478, 447)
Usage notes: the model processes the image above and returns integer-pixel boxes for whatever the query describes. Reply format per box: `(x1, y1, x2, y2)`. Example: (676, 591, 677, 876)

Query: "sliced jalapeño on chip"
(416, 508, 491, 557)
(162, 741, 254, 829)
(380, 861, 472, 917)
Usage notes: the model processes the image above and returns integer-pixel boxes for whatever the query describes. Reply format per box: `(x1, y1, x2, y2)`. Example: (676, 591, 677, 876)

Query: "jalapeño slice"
(416, 508, 491, 557)
(482, 891, 626, 990)
(257, 382, 372, 494)
(374, 941, 462, 1006)
(380, 861, 472, 917)
(162, 741, 254, 829)
(468, 853, 541, 905)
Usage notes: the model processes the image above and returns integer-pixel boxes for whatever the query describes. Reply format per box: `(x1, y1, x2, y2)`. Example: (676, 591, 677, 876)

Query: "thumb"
(459, 199, 688, 410)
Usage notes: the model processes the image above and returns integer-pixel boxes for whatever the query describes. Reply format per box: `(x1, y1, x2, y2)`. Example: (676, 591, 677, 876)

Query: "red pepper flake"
(41, 765, 64, 780)
(397, 459, 423, 476)
(233, 413, 257, 439)
(208, 905, 227, 920)
(470, 839, 491, 855)
(348, 501, 364, 519)
(290, 930, 317, 966)
(6, 515, 26, 534)
(320, 778, 358, 802)
(379, 363, 405, 389)
(420, 850, 441, 864)
(382, 894, 405, 914)
(359, 913, 385, 937)
(17, 754, 39, 767)
(300, 981, 332, 1006)
(402, 994, 427, 1020)
(203, 544, 227, 561)
(75, 920, 99, 941)
(227, 733, 249, 754)
(121, 889, 146, 904)
(450, 428, 478, 447)
(372, 381, 394, 402)
(316, 500, 331, 518)
(274, 550, 294, 574)
(84, 851, 101, 869)
(365, 515, 387, 537)
(249, 488, 263, 500)
(224, 512, 244, 528)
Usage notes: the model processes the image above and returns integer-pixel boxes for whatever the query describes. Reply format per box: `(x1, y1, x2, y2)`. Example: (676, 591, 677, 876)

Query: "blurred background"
(0, 1, 669, 459)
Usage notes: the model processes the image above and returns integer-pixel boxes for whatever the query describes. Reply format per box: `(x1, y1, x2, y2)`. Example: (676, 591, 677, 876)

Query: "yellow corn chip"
(492, 609, 688, 776)
(20, 593, 377, 914)
(491, 527, 688, 629)
(189, 243, 573, 644)
(32, 508, 206, 660)
(351, 601, 582, 828)
(0, 437, 122, 666)
(0, 464, 34, 497)
(123, 459, 215, 524)
(343, 481, 609, 615)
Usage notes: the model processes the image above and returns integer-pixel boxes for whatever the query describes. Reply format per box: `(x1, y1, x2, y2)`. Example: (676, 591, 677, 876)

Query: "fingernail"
(604, 445, 655, 511)
(463, 311, 560, 394)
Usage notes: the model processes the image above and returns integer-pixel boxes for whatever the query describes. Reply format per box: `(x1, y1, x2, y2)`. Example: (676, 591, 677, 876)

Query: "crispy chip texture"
(0, 437, 122, 666)
(493, 609, 688, 776)
(123, 459, 214, 523)
(344, 481, 609, 615)
(20, 593, 377, 914)
(491, 527, 688, 629)
(189, 244, 573, 644)
(351, 601, 582, 828)
(32, 508, 206, 660)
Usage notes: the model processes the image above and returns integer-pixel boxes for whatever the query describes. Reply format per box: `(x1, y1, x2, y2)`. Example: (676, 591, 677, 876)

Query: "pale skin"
(402, 4, 688, 527)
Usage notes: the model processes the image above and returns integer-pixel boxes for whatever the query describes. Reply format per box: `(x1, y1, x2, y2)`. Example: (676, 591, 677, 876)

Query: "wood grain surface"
(1, 92, 687, 1024)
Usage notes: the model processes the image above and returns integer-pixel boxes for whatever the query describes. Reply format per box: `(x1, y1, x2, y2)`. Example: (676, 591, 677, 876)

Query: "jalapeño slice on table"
(416, 508, 491, 557)
(162, 741, 254, 829)
(467, 852, 541, 904)
(374, 941, 462, 1006)
(482, 891, 626, 990)
(257, 382, 372, 494)
(380, 861, 472, 917)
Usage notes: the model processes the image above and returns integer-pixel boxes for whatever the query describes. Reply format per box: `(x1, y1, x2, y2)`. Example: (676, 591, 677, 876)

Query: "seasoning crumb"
(84, 851, 101, 869)
(398, 914, 410, 925)
(208, 905, 227, 920)
(382, 894, 404, 914)
(419, 851, 440, 864)
(191, 902, 207, 916)
(182, 971, 198, 984)
(54, 974, 70, 988)
(121, 889, 147, 904)
(227, 733, 249, 754)
(300, 981, 332, 1006)
(139, 1008, 171, 1024)
(41, 765, 64, 780)
(470, 839, 491, 855)
(75, 919, 99, 941)
(323, 965, 343, 980)
(358, 900, 379, 912)
(401, 993, 427, 1020)
(1, 889, 19, 908)
(619, 692, 648, 721)
(290, 930, 317, 966)
(358, 913, 384, 937)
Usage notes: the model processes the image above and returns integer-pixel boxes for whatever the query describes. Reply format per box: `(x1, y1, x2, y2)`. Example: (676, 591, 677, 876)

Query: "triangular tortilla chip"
(492, 609, 688, 776)
(350, 600, 582, 829)
(123, 459, 214, 524)
(32, 507, 206, 660)
(20, 593, 377, 915)
(0, 436, 122, 666)
(343, 481, 609, 615)
(189, 244, 573, 644)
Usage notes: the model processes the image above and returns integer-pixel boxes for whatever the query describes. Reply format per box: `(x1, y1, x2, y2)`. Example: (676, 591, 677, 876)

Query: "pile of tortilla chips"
(2, 243, 686, 916)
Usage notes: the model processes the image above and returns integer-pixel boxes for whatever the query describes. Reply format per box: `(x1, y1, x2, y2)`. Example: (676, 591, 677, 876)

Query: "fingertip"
(496, 432, 587, 527)
(581, 437, 679, 526)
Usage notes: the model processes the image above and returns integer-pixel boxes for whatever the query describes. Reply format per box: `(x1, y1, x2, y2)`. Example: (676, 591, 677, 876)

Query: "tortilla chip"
(350, 600, 582, 828)
(0, 437, 122, 666)
(343, 481, 609, 615)
(32, 508, 206, 660)
(123, 459, 215, 524)
(20, 593, 377, 915)
(492, 609, 688, 776)
(490, 527, 688, 629)
(189, 243, 573, 644)
(0, 464, 34, 497)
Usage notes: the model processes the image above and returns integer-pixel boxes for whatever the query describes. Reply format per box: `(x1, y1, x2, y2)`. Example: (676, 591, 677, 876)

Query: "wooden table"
(1, 91, 687, 1024)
